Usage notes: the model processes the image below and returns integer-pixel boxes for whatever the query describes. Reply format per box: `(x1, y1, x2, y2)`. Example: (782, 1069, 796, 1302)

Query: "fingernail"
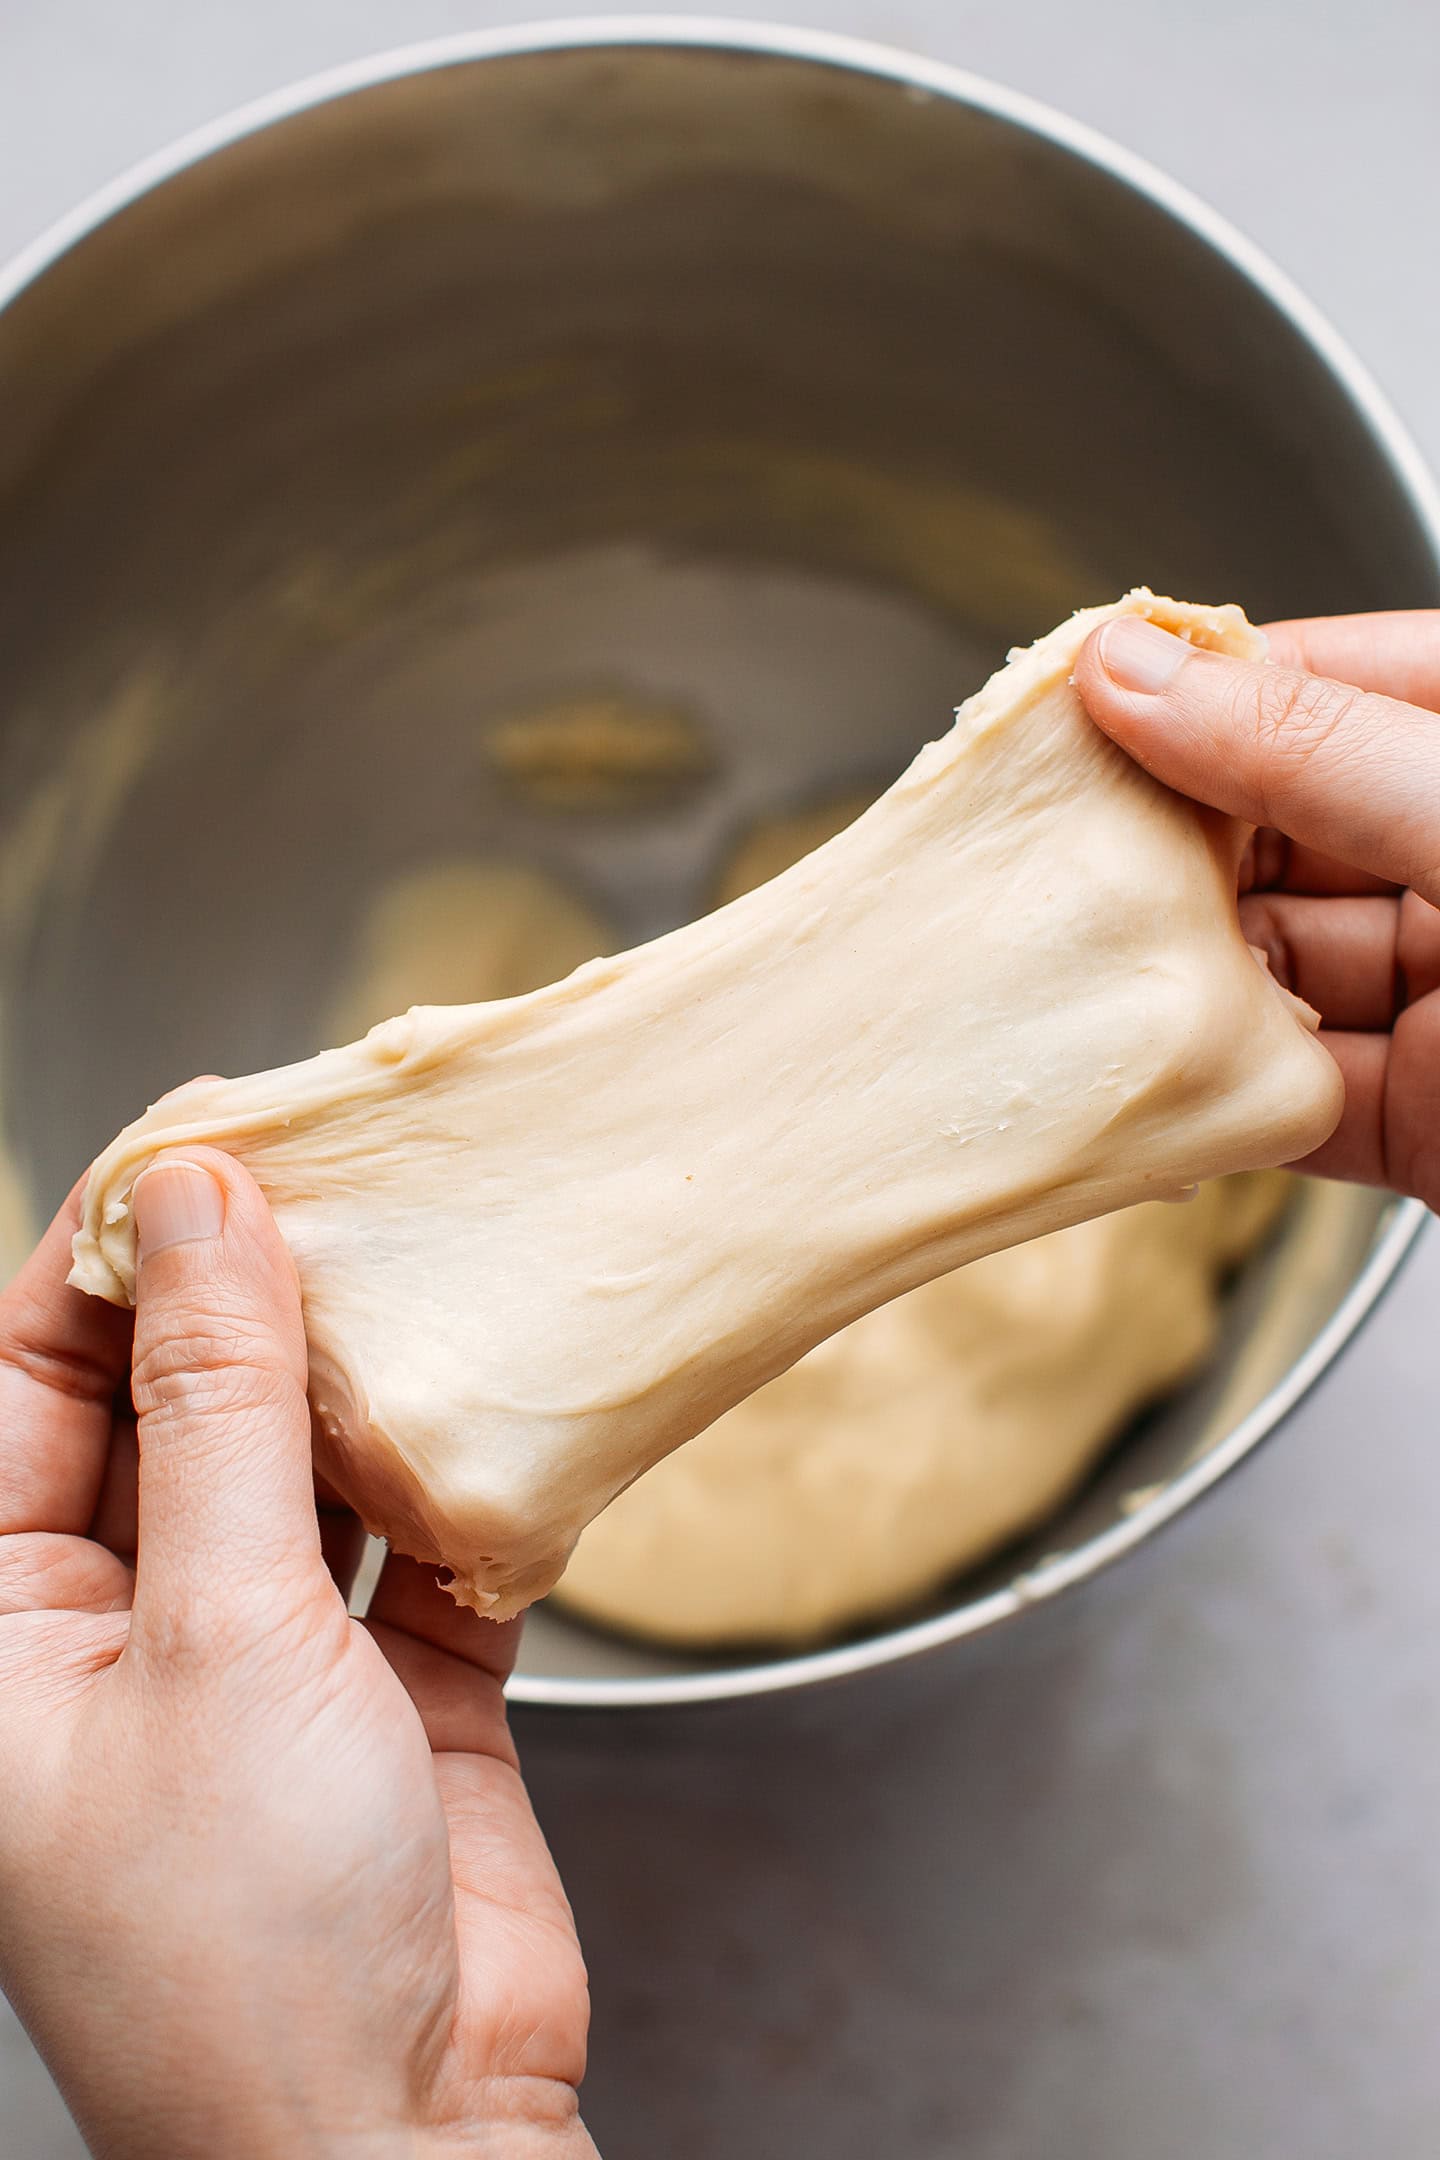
(1097, 617, 1192, 696)
(134, 1160, 225, 1258)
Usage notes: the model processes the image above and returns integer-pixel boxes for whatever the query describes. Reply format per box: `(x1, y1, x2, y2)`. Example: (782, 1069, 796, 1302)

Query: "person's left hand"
(0, 1147, 596, 2160)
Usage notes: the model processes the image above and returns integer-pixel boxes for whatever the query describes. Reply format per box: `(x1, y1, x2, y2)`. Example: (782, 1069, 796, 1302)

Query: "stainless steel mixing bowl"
(0, 22, 1435, 1708)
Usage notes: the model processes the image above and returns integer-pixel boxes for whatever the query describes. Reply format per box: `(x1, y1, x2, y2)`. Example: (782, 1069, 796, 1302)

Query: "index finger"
(1264, 611, 1440, 712)
(0, 1181, 133, 1535)
(1249, 618, 1426, 895)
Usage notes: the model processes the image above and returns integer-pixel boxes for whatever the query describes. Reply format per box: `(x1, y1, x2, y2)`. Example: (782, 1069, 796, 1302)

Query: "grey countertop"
(3, 4, 1439, 2155)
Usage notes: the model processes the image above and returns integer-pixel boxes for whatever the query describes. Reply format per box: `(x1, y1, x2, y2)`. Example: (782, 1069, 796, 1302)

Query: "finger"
(1240, 881, 1440, 1025)
(0, 1180, 133, 1535)
(127, 1148, 323, 1641)
(367, 1552, 522, 1757)
(368, 1622, 516, 1758)
(1385, 991, 1440, 1203)
(1239, 828, 1400, 899)
(1294, 1032, 1389, 1186)
(1075, 619, 1440, 904)
(59, 1074, 223, 1559)
(1264, 611, 1440, 711)
(368, 1552, 523, 1686)
(1294, 991, 1440, 1203)
(1396, 886, 1440, 1005)
(90, 1423, 362, 1586)
(0, 1530, 133, 1616)
(88, 1415, 139, 1562)
(1238, 894, 1402, 1029)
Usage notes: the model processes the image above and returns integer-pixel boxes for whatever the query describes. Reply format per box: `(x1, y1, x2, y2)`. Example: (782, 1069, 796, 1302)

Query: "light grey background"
(2, 5, 1438, 2156)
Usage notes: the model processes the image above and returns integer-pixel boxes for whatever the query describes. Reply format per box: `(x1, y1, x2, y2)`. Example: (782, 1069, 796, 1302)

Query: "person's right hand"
(1074, 609, 1440, 1210)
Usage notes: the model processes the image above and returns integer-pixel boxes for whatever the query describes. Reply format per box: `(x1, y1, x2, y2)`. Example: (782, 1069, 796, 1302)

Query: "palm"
(0, 1187, 593, 2153)
(356, 1558, 592, 2122)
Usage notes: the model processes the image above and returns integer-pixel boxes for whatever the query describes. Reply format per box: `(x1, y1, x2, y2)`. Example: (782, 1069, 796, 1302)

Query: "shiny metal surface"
(0, 22, 1435, 1711)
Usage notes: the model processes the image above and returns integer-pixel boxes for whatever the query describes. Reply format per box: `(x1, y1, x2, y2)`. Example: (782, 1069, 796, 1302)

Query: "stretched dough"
(70, 593, 1343, 1619)
(713, 793, 877, 909)
(324, 860, 611, 1044)
(555, 805, 1286, 1645)
(315, 828, 1276, 1647)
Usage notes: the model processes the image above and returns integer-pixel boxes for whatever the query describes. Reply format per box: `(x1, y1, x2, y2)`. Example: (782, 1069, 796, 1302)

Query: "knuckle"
(1239, 669, 1367, 801)
(136, 1569, 328, 1687)
(133, 1339, 306, 1442)
(132, 1318, 301, 1431)
(134, 1581, 223, 1672)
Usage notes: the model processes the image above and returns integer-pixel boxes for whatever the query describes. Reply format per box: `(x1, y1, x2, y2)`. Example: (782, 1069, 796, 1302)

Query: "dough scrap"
(69, 592, 1343, 1619)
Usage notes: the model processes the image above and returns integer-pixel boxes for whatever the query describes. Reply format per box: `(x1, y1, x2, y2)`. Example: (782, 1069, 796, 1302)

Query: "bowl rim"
(3, 16, 1436, 1710)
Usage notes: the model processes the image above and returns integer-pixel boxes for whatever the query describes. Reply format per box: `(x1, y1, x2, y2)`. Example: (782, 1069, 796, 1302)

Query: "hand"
(0, 1149, 596, 2160)
(1075, 609, 1440, 1209)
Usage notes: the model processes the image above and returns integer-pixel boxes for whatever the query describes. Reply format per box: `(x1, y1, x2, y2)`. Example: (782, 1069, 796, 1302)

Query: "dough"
(324, 860, 611, 1045)
(317, 822, 1286, 1648)
(555, 808, 1285, 1646)
(327, 828, 1274, 1647)
(69, 592, 1343, 1619)
(713, 793, 878, 909)
(555, 1167, 1287, 1646)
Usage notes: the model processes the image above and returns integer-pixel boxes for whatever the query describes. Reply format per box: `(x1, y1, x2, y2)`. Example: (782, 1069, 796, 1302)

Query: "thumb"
(128, 1148, 322, 1645)
(1074, 614, 1440, 905)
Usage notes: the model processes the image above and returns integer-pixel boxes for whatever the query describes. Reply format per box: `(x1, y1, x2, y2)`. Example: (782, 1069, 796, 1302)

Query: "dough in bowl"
(70, 592, 1342, 1620)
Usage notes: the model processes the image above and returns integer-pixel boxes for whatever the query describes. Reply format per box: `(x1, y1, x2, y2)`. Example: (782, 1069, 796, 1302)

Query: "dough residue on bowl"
(483, 691, 716, 813)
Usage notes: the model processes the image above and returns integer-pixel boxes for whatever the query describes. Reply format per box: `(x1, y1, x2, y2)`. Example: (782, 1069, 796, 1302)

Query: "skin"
(1075, 609, 1440, 1208)
(0, 1147, 596, 2159)
(0, 608, 1436, 2154)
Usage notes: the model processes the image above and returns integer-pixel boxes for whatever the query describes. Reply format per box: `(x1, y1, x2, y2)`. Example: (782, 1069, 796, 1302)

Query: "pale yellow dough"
(324, 860, 612, 1044)
(69, 593, 1343, 1619)
(713, 794, 878, 909)
(311, 815, 1284, 1649)
(556, 809, 1287, 1646)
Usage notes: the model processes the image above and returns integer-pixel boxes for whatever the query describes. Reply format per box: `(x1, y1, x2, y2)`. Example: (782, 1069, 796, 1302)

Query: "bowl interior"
(0, 35, 1433, 1699)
